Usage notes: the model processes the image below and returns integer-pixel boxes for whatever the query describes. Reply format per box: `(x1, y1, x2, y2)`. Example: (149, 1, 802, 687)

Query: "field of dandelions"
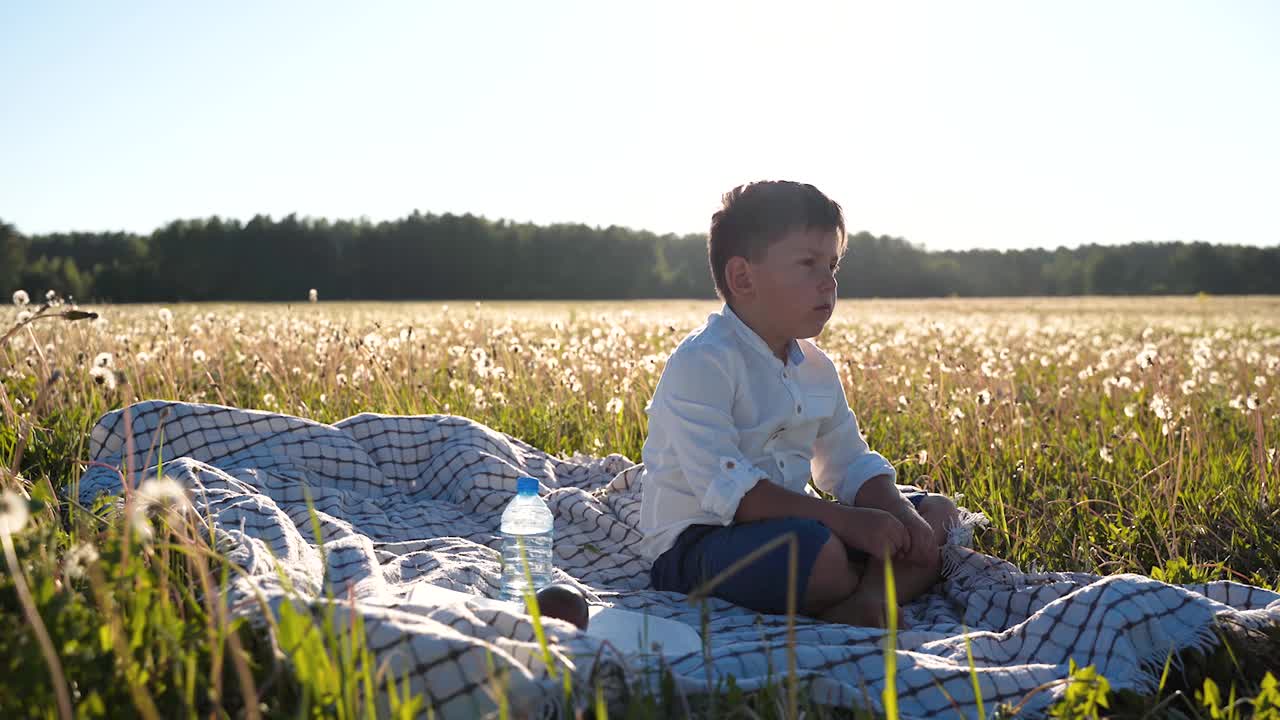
(2, 292, 1280, 718)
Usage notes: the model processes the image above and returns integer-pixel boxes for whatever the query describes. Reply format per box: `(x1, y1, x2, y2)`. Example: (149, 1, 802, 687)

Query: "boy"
(639, 180, 959, 627)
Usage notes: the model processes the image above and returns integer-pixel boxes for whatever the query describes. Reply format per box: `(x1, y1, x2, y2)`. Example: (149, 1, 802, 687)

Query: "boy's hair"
(708, 180, 847, 301)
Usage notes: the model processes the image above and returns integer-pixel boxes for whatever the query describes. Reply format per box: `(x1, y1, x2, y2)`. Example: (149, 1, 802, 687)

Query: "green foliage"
(1049, 660, 1110, 719)
(6, 211, 1280, 302)
(1254, 673, 1280, 719)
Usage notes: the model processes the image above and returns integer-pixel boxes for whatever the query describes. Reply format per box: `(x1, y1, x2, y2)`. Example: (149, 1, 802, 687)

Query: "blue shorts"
(649, 488, 928, 616)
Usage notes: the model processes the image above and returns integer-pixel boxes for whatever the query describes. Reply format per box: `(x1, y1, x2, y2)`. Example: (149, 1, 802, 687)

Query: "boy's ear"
(725, 256, 754, 299)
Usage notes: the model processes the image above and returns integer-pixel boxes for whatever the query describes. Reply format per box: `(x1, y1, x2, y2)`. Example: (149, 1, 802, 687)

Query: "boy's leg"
(819, 490, 957, 628)
(915, 494, 960, 546)
(652, 518, 856, 617)
(803, 535, 860, 615)
(819, 551, 941, 628)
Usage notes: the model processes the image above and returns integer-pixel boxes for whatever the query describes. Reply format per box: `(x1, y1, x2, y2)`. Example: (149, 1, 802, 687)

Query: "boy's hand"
(894, 509, 938, 567)
(828, 506, 908, 560)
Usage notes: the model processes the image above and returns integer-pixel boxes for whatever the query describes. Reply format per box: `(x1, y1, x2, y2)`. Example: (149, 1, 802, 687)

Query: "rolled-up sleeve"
(811, 380, 896, 506)
(648, 345, 769, 524)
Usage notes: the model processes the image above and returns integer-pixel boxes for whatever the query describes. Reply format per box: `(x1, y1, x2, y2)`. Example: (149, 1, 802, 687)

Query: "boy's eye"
(800, 259, 815, 267)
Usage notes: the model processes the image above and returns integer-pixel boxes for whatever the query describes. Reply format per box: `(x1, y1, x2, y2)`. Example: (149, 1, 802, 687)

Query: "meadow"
(2, 294, 1279, 718)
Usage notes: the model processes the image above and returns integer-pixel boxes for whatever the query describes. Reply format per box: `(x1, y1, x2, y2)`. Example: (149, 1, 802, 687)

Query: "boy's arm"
(648, 344, 774, 525)
(810, 381, 898, 506)
(736, 479, 908, 558)
(855, 473, 938, 566)
(809, 377, 939, 561)
(852, 473, 916, 516)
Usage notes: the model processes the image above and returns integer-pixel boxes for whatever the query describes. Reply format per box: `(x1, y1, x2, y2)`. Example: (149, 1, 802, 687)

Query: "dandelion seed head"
(12, 290, 29, 307)
(89, 365, 117, 390)
(136, 476, 192, 515)
(0, 490, 30, 535)
(1149, 393, 1172, 420)
(64, 543, 100, 580)
(1136, 346, 1158, 369)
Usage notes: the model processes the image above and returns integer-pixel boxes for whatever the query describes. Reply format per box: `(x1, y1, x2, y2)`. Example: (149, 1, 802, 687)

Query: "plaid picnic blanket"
(76, 401, 1280, 719)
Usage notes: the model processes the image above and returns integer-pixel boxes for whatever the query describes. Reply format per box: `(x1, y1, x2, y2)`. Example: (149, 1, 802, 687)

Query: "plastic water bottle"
(500, 476, 554, 602)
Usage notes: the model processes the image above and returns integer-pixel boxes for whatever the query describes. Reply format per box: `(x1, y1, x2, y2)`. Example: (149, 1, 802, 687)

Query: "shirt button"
(796, 404, 802, 413)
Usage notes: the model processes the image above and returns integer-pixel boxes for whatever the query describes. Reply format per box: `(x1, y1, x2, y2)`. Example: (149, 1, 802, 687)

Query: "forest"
(3, 213, 1277, 301)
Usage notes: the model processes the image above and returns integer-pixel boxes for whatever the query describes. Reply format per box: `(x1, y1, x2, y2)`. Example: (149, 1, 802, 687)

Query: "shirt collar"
(720, 304, 806, 366)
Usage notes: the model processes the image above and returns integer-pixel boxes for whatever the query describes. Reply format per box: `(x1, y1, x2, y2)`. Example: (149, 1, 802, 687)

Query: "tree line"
(2, 213, 1277, 302)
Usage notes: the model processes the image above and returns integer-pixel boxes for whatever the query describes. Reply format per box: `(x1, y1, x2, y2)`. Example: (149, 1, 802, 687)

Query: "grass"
(1, 294, 1279, 718)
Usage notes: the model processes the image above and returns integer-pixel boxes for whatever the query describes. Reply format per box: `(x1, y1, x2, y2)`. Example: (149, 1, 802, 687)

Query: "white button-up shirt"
(637, 304, 897, 560)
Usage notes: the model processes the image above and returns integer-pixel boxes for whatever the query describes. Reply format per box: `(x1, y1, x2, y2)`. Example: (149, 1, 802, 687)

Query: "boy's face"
(744, 227, 841, 342)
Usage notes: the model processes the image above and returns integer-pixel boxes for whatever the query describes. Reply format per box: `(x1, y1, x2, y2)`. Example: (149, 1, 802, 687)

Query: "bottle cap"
(516, 476, 539, 495)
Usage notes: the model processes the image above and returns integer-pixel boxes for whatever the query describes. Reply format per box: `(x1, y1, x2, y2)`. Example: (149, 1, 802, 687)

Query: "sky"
(2, 1, 1278, 251)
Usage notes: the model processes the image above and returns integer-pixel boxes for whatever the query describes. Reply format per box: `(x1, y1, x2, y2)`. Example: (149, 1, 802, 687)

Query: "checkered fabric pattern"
(77, 401, 1280, 719)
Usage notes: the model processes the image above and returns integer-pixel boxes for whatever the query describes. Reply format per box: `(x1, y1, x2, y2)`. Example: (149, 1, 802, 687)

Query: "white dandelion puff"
(308, 288, 318, 303)
(0, 490, 30, 535)
(1149, 393, 1172, 420)
(605, 397, 624, 414)
(135, 476, 192, 518)
(976, 389, 992, 405)
(11, 290, 29, 307)
(1124, 404, 1138, 418)
(158, 308, 173, 326)
(192, 349, 207, 364)
(94, 352, 114, 368)
(89, 365, 117, 391)
(63, 543, 100, 580)
(1099, 446, 1114, 464)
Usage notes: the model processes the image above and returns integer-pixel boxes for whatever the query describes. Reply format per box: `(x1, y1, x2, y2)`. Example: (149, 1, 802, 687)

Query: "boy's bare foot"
(817, 560, 899, 628)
